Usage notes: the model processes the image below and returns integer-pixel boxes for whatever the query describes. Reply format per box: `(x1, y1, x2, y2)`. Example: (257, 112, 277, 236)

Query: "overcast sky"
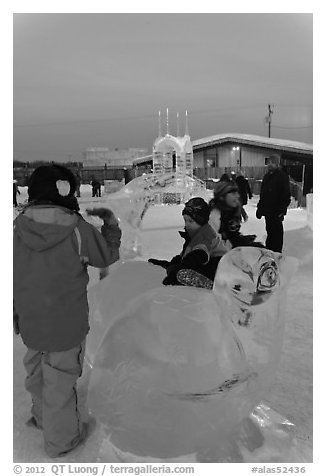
(13, 13, 313, 163)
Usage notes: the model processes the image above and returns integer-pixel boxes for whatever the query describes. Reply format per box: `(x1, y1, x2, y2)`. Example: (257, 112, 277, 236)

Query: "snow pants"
(23, 340, 86, 457)
(264, 215, 284, 253)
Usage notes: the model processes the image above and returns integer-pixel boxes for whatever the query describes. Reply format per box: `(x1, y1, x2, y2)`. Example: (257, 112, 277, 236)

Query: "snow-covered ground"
(13, 185, 313, 463)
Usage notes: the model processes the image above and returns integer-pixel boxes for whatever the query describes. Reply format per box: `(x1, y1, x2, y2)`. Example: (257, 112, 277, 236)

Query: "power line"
(273, 125, 313, 129)
(14, 107, 264, 128)
(14, 113, 158, 128)
(14, 103, 313, 129)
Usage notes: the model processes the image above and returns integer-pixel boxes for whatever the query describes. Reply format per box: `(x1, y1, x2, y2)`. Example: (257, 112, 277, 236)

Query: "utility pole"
(265, 104, 274, 138)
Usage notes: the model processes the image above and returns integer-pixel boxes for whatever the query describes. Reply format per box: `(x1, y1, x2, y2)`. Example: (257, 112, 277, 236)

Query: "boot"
(176, 269, 213, 290)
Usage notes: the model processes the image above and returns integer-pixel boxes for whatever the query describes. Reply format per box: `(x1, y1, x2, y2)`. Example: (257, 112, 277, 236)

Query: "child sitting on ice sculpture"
(150, 190, 264, 288)
(148, 197, 229, 287)
(209, 180, 263, 249)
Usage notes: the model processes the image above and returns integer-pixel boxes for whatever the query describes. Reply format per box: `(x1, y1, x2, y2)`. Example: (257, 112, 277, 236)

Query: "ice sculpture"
(86, 172, 207, 259)
(87, 247, 297, 462)
(152, 110, 193, 179)
(86, 261, 166, 365)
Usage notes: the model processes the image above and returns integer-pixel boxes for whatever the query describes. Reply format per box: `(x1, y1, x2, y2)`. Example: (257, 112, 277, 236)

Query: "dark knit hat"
(28, 164, 79, 211)
(213, 180, 238, 201)
(182, 197, 210, 225)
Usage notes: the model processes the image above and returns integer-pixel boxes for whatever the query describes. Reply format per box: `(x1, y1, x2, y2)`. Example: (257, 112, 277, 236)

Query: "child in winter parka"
(148, 197, 229, 287)
(13, 165, 121, 458)
(209, 180, 263, 248)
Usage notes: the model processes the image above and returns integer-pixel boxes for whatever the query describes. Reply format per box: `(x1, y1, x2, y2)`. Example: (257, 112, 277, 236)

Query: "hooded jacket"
(162, 223, 228, 284)
(13, 205, 112, 352)
(209, 208, 262, 248)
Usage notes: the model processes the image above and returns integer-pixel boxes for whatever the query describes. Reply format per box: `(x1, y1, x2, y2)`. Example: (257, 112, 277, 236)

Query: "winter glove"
(99, 267, 109, 280)
(256, 209, 262, 219)
(239, 234, 265, 248)
(249, 241, 265, 248)
(86, 207, 122, 265)
(148, 258, 170, 269)
(102, 226, 121, 265)
(101, 222, 122, 246)
(243, 234, 257, 243)
(163, 271, 181, 286)
(231, 234, 257, 247)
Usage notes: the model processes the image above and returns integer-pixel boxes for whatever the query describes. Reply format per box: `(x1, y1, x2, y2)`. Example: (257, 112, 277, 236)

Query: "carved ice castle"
(152, 109, 194, 179)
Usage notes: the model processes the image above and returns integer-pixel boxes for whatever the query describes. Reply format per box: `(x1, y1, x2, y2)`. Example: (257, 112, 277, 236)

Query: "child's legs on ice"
(24, 341, 88, 457)
(41, 340, 86, 457)
(23, 349, 43, 428)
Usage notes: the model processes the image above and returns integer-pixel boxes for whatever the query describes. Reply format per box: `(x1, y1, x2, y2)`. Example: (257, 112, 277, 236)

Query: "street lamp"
(232, 146, 241, 169)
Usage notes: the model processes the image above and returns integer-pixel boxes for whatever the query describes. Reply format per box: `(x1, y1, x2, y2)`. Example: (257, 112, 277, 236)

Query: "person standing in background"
(235, 171, 253, 222)
(90, 178, 101, 197)
(219, 172, 231, 182)
(256, 156, 291, 252)
(13, 179, 20, 207)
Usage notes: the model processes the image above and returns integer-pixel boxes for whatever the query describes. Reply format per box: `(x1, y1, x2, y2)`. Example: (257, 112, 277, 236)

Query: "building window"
(205, 147, 218, 168)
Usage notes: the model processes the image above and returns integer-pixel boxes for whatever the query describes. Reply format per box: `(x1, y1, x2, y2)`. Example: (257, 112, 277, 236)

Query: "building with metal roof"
(133, 132, 312, 168)
(132, 132, 313, 195)
(192, 133, 312, 170)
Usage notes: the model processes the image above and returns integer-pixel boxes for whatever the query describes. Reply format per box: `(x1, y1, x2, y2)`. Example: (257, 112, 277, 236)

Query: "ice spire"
(158, 110, 162, 138)
(176, 112, 180, 137)
(185, 110, 189, 136)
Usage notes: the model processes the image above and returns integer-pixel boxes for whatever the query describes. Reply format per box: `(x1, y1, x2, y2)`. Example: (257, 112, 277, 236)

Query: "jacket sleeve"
(77, 218, 113, 268)
(208, 209, 221, 235)
(256, 177, 266, 213)
(209, 209, 232, 252)
(279, 173, 291, 215)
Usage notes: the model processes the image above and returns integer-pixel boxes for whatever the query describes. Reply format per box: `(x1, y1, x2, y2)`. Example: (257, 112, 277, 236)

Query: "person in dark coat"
(235, 171, 253, 206)
(219, 173, 230, 182)
(13, 180, 20, 207)
(235, 171, 253, 222)
(90, 178, 101, 197)
(256, 156, 291, 252)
